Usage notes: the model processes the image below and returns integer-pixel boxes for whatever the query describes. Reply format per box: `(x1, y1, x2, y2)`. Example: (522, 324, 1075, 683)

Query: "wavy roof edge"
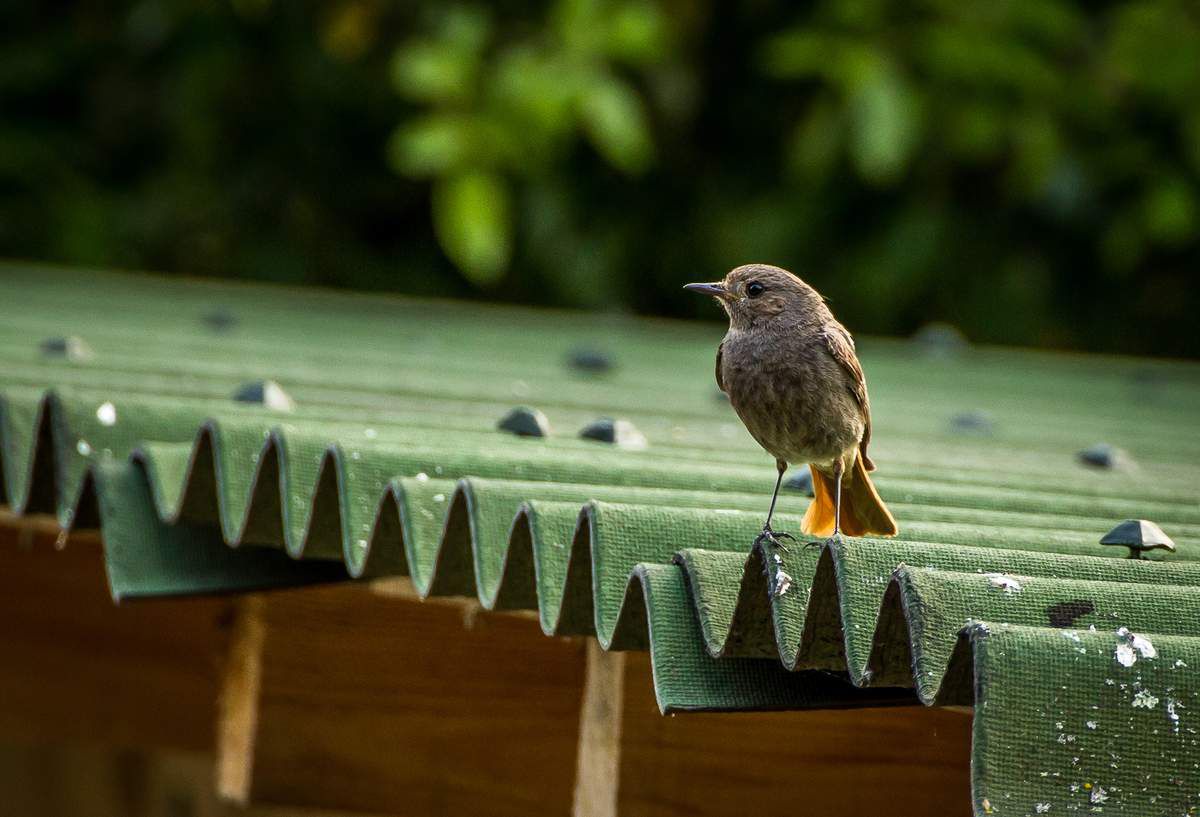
(3, 389, 1197, 709)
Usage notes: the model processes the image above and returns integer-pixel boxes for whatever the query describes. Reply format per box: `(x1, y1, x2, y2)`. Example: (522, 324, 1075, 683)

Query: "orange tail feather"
(800, 459, 898, 538)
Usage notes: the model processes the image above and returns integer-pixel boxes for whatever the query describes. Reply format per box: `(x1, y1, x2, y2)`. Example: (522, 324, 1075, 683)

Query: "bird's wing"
(715, 340, 726, 392)
(822, 322, 875, 469)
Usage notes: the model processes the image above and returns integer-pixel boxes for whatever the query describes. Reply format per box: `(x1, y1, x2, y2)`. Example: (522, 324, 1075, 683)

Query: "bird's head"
(684, 264, 827, 330)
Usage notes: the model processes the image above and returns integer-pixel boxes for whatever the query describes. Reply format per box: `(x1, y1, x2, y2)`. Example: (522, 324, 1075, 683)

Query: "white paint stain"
(1132, 689, 1159, 709)
(985, 573, 1022, 593)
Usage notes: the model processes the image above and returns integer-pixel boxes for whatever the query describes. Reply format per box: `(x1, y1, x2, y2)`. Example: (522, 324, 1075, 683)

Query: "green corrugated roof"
(2, 263, 1199, 814)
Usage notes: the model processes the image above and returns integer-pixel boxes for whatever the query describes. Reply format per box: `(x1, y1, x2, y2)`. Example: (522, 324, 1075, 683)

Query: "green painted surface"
(2, 263, 1199, 814)
(965, 624, 1200, 816)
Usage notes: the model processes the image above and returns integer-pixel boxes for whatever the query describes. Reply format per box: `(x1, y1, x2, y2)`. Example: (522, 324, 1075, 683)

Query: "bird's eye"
(746, 281, 765, 298)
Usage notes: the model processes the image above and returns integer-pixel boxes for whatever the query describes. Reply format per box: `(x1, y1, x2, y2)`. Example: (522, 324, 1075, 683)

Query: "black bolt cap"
(1078, 443, 1131, 470)
(579, 418, 647, 449)
(568, 347, 614, 374)
(232, 380, 294, 412)
(40, 336, 92, 361)
(784, 470, 814, 497)
(1100, 519, 1176, 559)
(203, 307, 239, 332)
(498, 406, 551, 438)
(950, 410, 994, 434)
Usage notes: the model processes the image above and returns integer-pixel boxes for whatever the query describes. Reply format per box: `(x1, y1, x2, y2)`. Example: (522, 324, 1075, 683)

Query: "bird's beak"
(683, 282, 729, 301)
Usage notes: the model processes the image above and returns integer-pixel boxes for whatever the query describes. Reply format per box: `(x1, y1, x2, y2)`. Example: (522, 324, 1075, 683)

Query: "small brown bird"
(685, 264, 898, 545)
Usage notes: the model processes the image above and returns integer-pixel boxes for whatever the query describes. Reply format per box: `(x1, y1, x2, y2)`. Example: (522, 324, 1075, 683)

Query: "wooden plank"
(0, 517, 230, 752)
(572, 640, 626, 817)
(0, 735, 409, 817)
(224, 581, 588, 815)
(0, 740, 133, 817)
(141, 750, 232, 817)
(216, 584, 970, 817)
(616, 652, 972, 817)
(0, 740, 229, 817)
(243, 807, 414, 817)
(1, 512, 972, 815)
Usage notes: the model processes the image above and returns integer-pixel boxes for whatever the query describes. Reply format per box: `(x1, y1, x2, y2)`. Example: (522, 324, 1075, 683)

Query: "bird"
(685, 264, 898, 546)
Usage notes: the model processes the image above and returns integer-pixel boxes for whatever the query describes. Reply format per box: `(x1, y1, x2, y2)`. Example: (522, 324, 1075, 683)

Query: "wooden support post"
(215, 595, 266, 804)
(572, 640, 626, 817)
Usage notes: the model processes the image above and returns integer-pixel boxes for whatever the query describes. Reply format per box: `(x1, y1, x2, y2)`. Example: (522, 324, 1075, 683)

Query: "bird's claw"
(754, 526, 795, 552)
(798, 533, 842, 550)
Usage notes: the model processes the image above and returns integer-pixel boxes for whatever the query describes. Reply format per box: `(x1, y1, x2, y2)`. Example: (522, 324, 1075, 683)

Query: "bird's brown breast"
(720, 325, 864, 466)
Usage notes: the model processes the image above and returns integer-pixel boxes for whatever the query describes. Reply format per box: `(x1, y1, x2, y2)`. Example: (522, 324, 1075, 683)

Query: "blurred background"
(2, 0, 1198, 357)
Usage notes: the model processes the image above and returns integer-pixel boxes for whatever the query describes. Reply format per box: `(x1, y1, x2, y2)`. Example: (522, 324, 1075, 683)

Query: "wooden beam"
(5, 510, 971, 815)
(572, 641, 626, 817)
(0, 740, 229, 817)
(242, 807, 414, 817)
(217, 582, 969, 816)
(0, 517, 229, 753)
(615, 652, 972, 817)
(219, 581, 588, 815)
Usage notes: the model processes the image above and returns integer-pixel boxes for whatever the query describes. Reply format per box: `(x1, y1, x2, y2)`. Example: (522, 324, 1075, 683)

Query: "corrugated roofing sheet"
(2, 263, 1199, 813)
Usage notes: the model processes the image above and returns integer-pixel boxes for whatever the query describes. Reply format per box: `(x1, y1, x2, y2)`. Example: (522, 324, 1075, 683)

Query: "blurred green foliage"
(2, 0, 1197, 356)
(387, 2, 666, 282)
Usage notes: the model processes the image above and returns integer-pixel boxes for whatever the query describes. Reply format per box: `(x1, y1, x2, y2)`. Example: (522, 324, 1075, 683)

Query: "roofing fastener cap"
(1100, 519, 1175, 559)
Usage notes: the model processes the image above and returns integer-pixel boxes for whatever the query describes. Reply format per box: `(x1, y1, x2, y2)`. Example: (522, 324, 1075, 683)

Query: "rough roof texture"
(2, 263, 1199, 814)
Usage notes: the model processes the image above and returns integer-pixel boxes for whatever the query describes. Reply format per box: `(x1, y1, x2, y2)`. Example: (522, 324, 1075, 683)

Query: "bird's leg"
(827, 458, 845, 545)
(764, 461, 785, 529)
(754, 460, 796, 551)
